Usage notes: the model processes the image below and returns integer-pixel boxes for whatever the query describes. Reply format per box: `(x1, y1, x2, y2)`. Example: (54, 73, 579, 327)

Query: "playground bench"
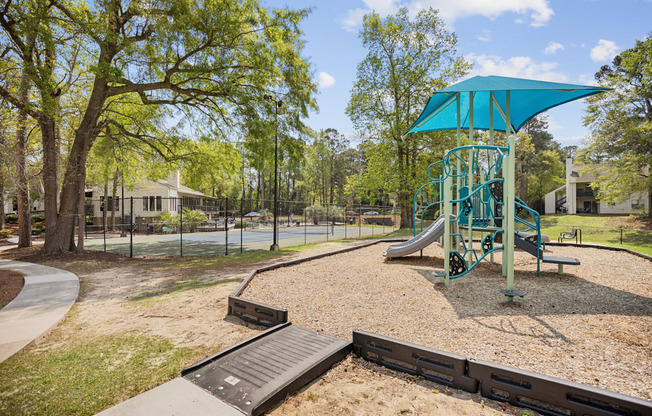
(558, 227, 581, 244)
(162, 226, 171, 234)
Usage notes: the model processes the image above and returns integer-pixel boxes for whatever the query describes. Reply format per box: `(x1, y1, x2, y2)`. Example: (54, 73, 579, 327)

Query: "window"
(142, 196, 162, 211)
(100, 196, 120, 212)
(607, 202, 616, 207)
(632, 199, 644, 210)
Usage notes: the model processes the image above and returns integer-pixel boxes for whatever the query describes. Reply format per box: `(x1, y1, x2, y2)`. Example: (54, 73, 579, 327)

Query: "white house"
(89, 171, 220, 225)
(544, 158, 649, 215)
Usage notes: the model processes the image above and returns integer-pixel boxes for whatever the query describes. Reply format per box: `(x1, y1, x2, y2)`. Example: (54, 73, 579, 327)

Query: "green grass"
(0, 332, 206, 416)
(132, 277, 242, 304)
(540, 214, 652, 256)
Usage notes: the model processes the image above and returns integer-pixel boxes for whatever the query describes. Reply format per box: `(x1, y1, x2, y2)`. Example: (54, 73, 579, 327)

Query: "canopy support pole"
(504, 91, 515, 302)
(489, 92, 495, 263)
(467, 92, 474, 264)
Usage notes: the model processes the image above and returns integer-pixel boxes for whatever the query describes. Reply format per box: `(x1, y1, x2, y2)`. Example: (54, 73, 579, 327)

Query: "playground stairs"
(182, 322, 351, 416)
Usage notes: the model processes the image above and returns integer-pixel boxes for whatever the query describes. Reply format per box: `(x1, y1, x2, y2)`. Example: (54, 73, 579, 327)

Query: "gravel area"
(243, 242, 652, 400)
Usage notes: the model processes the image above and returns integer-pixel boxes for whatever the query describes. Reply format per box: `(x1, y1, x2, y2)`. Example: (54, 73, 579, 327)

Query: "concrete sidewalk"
(0, 259, 79, 363)
(95, 378, 244, 416)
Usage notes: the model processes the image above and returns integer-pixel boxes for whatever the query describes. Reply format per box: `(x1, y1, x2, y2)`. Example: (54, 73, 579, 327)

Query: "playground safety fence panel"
(75, 197, 398, 257)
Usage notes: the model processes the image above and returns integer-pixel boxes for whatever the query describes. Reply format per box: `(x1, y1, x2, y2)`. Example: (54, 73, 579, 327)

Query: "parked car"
(345, 211, 359, 216)
(362, 211, 379, 216)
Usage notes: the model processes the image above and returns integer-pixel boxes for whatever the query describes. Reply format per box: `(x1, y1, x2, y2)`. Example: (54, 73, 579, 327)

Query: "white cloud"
(318, 72, 336, 89)
(546, 116, 563, 132)
(577, 73, 599, 86)
(477, 30, 491, 42)
(544, 42, 563, 55)
(590, 39, 619, 62)
(466, 53, 568, 82)
(555, 135, 586, 146)
(341, 0, 554, 31)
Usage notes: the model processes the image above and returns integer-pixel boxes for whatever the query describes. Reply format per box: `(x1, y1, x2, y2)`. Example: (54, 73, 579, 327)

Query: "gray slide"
(384, 215, 452, 258)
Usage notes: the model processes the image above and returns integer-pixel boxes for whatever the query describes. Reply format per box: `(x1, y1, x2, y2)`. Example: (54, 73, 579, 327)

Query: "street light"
(264, 94, 285, 251)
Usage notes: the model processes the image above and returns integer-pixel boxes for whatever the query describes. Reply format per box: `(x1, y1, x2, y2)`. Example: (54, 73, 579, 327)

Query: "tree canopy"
(582, 33, 652, 216)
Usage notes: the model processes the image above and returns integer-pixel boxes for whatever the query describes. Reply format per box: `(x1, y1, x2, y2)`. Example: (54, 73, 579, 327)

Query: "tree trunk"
(260, 170, 265, 210)
(43, 75, 108, 252)
(15, 70, 31, 248)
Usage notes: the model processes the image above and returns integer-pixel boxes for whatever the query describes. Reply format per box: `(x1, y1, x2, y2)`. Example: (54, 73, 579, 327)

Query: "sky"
(263, 0, 652, 147)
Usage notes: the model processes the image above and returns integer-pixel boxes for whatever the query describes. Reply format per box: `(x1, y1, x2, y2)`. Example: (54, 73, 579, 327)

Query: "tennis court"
(82, 222, 395, 257)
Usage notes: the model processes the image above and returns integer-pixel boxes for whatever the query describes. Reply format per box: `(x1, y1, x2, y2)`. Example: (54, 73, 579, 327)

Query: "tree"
(346, 7, 469, 228)
(1, 0, 317, 252)
(583, 33, 652, 217)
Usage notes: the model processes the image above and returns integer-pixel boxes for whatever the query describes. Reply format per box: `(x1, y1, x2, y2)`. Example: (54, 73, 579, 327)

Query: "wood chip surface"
(243, 243, 652, 400)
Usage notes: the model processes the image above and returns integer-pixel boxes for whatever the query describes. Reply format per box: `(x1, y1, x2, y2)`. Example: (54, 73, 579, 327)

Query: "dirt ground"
(3, 240, 650, 415)
(243, 243, 652, 402)
(0, 269, 24, 309)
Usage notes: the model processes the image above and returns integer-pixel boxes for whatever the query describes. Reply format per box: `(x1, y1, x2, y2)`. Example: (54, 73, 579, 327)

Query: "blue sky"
(264, 0, 651, 147)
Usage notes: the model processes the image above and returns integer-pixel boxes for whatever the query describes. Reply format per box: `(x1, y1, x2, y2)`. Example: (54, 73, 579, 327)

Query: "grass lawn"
(540, 214, 652, 256)
(389, 214, 652, 256)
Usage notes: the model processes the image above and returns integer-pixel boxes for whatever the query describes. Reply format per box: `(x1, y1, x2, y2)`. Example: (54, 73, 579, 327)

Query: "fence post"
(225, 197, 229, 256)
(240, 198, 244, 254)
(359, 202, 361, 238)
(304, 206, 307, 245)
(103, 198, 106, 252)
(620, 228, 623, 245)
(344, 204, 347, 239)
(180, 203, 183, 257)
(129, 197, 133, 258)
(326, 203, 329, 241)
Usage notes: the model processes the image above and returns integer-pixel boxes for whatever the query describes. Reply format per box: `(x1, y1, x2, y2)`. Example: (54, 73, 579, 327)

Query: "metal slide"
(383, 215, 451, 258)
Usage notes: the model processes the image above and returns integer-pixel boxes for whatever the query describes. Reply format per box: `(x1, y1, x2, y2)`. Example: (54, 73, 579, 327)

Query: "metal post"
(303, 206, 307, 245)
(489, 92, 495, 263)
(240, 198, 244, 254)
(359, 202, 361, 238)
(326, 203, 329, 241)
(468, 92, 474, 263)
(103, 199, 106, 252)
(180, 202, 183, 257)
(225, 197, 229, 256)
(129, 197, 133, 258)
(505, 133, 516, 301)
(270, 109, 280, 251)
(444, 170, 452, 286)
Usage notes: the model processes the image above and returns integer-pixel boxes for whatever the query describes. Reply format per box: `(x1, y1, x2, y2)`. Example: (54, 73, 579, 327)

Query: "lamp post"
(264, 94, 285, 251)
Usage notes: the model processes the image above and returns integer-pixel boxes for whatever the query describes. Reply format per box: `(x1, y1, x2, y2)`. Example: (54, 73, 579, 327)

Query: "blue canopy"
(405, 75, 609, 135)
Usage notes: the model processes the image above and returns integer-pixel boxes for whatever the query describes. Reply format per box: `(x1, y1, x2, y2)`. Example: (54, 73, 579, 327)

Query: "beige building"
(544, 158, 648, 215)
(89, 171, 220, 225)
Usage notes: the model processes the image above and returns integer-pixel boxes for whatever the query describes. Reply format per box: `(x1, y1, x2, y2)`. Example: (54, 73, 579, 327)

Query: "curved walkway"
(0, 259, 79, 363)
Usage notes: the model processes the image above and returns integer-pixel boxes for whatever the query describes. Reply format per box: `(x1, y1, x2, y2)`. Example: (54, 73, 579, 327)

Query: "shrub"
(31, 214, 45, 223)
(33, 221, 44, 230)
(5, 214, 18, 224)
(0, 229, 12, 238)
(305, 205, 345, 224)
(234, 221, 248, 229)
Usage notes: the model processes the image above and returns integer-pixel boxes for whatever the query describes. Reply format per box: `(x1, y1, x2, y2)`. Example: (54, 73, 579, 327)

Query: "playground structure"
(384, 76, 610, 299)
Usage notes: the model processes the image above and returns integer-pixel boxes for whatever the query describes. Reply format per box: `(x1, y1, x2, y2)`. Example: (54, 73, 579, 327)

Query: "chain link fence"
(77, 197, 399, 257)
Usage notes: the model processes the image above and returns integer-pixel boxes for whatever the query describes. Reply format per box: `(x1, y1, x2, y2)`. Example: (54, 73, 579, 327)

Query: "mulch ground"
(0, 270, 25, 309)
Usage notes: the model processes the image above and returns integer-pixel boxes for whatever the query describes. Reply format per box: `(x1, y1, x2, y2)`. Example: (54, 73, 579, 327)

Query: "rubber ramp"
(182, 323, 350, 416)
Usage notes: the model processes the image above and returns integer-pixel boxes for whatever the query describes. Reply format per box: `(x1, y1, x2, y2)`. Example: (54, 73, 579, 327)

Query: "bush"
(0, 229, 12, 238)
(33, 221, 44, 230)
(305, 205, 345, 224)
(234, 221, 248, 229)
(31, 214, 45, 223)
(5, 214, 18, 224)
